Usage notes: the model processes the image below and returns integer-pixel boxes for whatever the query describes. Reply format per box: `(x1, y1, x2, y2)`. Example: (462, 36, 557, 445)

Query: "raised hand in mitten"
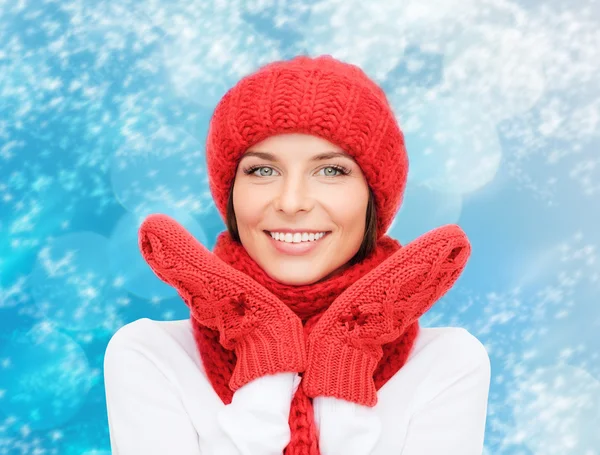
(138, 213, 306, 391)
(302, 224, 471, 407)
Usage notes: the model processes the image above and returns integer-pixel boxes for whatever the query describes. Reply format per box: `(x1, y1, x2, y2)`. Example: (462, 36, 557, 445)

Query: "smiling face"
(231, 133, 370, 285)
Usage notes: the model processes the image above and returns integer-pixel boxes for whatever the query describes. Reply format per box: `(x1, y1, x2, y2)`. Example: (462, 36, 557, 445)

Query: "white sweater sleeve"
(217, 371, 302, 455)
(398, 342, 491, 454)
(313, 329, 491, 455)
(104, 327, 301, 455)
(104, 337, 248, 455)
(104, 340, 216, 455)
(313, 396, 382, 455)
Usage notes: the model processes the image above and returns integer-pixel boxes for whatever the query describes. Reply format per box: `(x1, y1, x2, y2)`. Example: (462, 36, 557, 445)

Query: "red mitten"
(138, 213, 306, 391)
(302, 224, 471, 406)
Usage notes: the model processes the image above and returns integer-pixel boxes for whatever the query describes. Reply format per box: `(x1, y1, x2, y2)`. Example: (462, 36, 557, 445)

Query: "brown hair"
(225, 185, 378, 266)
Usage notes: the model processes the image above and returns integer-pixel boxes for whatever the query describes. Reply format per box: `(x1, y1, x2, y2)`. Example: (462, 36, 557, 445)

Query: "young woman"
(104, 54, 491, 455)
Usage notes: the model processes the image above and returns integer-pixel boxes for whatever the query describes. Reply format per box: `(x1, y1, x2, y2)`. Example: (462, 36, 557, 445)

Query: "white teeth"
(269, 231, 328, 243)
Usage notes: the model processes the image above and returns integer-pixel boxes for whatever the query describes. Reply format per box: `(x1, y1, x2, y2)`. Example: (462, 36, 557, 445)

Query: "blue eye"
(319, 166, 349, 177)
(243, 165, 351, 177)
(243, 166, 278, 177)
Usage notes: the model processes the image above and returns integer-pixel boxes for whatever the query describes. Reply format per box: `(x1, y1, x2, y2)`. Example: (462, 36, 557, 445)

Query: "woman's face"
(232, 133, 370, 285)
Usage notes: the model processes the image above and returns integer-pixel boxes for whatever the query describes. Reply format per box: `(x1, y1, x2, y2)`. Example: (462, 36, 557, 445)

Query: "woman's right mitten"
(138, 213, 306, 392)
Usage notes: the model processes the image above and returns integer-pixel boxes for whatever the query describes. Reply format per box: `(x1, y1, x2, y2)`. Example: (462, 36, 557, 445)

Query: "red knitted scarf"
(189, 231, 421, 455)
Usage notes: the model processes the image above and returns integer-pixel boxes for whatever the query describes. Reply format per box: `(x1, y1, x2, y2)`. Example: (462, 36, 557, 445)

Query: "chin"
(263, 261, 327, 286)
(263, 260, 350, 286)
(264, 266, 327, 286)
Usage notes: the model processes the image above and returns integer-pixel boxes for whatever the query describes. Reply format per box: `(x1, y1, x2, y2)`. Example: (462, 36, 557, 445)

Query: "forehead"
(242, 133, 355, 163)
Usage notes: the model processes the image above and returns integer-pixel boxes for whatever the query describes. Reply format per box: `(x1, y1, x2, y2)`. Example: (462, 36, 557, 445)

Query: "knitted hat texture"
(205, 54, 408, 238)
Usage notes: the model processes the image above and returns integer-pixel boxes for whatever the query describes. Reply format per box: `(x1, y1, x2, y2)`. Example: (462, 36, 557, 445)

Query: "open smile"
(263, 230, 331, 256)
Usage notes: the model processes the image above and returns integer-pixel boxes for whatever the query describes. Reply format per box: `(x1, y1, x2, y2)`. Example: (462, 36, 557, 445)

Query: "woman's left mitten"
(302, 224, 471, 406)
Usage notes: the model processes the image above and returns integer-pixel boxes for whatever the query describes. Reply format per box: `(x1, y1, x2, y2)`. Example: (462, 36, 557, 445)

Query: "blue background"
(1, 0, 599, 453)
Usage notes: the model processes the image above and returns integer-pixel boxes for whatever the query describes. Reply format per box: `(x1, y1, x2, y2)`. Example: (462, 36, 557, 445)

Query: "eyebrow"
(242, 150, 355, 163)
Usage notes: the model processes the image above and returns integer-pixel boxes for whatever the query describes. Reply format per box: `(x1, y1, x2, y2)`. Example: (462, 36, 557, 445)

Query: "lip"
(266, 228, 329, 234)
(264, 230, 331, 256)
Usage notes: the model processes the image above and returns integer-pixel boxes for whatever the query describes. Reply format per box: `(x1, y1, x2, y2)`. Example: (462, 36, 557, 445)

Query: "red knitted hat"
(205, 54, 409, 238)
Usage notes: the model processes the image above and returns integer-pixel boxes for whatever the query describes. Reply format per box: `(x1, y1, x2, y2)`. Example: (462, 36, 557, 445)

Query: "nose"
(272, 175, 315, 215)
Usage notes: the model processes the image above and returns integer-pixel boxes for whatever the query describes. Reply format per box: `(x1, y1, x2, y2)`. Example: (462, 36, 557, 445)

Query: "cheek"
(323, 186, 369, 229)
(233, 183, 264, 227)
(342, 203, 369, 233)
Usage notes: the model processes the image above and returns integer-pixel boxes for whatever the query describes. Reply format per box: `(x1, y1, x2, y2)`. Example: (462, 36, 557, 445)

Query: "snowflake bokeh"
(1, 0, 599, 453)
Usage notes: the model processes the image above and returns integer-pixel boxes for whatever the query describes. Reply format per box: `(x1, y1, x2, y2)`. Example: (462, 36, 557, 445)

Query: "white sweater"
(104, 318, 491, 455)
